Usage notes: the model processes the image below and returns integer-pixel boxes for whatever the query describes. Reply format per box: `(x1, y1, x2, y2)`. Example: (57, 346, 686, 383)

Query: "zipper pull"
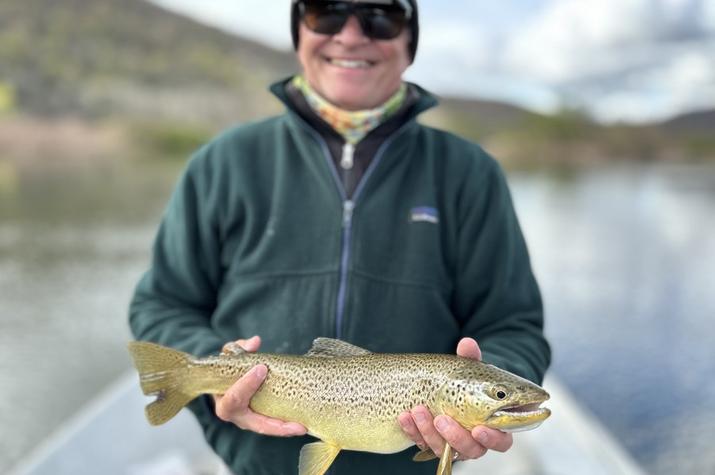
(343, 200, 354, 227)
(340, 143, 355, 170)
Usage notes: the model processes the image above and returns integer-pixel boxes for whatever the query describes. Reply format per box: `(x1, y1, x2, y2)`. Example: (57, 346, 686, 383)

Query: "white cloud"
(705, 0, 715, 28)
(406, 7, 562, 113)
(500, 0, 715, 121)
(411, 19, 492, 80)
(505, 0, 667, 83)
(667, 51, 715, 88)
(583, 47, 715, 122)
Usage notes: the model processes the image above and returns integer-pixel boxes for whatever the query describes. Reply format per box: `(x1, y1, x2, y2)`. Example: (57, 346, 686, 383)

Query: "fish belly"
(308, 418, 414, 453)
(250, 386, 415, 454)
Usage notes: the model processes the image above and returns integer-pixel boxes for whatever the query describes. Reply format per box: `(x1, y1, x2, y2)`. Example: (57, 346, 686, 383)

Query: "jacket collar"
(269, 76, 439, 125)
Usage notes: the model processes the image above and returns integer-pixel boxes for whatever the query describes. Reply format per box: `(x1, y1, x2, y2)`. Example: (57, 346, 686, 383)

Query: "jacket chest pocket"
(352, 208, 451, 290)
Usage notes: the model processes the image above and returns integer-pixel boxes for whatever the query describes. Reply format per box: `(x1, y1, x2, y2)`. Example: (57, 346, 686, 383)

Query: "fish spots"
(198, 352, 543, 431)
(251, 354, 459, 422)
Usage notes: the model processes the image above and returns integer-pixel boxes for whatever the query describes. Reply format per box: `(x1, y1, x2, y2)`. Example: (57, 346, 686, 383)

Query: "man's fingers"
(212, 344, 307, 438)
(398, 412, 427, 450)
(434, 416, 487, 460)
(216, 364, 267, 417)
(472, 426, 513, 453)
(245, 412, 307, 437)
(222, 336, 261, 355)
(456, 337, 482, 361)
(214, 363, 307, 436)
(410, 406, 444, 456)
(236, 335, 261, 353)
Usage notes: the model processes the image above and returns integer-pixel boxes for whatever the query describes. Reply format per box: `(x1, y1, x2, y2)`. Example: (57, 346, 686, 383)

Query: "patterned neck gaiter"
(292, 75, 407, 144)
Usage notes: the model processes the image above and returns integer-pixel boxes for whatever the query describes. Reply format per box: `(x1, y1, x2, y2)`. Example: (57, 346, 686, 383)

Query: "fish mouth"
(492, 402, 550, 419)
(486, 394, 551, 432)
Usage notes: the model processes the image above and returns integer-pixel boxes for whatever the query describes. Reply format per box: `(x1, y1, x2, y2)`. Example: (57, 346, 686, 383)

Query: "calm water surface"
(1, 160, 713, 474)
(512, 164, 715, 475)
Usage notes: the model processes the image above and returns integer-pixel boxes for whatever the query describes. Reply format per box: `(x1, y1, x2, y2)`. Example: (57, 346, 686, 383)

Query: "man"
(129, 0, 551, 474)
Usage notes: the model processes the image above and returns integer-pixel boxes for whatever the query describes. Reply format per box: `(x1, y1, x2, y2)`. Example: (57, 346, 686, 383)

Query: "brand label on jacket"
(409, 206, 439, 224)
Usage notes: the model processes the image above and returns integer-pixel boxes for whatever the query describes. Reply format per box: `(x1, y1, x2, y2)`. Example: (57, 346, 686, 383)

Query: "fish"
(127, 337, 550, 475)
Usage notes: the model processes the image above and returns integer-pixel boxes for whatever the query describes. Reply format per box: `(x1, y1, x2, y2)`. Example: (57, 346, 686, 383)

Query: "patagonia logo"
(409, 206, 439, 224)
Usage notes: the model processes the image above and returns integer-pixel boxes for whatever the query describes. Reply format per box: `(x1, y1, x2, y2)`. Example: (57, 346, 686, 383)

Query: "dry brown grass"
(0, 117, 127, 168)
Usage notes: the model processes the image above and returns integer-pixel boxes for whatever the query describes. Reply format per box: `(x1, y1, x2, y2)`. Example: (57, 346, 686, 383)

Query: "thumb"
(216, 364, 268, 418)
(223, 335, 261, 353)
(237, 335, 261, 352)
(456, 338, 482, 361)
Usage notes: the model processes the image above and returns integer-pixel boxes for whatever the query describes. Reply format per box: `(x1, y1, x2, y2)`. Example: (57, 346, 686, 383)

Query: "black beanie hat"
(290, 0, 419, 63)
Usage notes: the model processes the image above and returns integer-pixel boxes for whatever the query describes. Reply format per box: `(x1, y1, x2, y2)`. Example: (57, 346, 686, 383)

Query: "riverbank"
(1, 116, 713, 180)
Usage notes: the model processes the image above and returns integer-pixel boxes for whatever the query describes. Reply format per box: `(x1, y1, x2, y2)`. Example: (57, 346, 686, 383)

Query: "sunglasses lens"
(300, 2, 408, 40)
(302, 2, 350, 35)
(359, 7, 407, 40)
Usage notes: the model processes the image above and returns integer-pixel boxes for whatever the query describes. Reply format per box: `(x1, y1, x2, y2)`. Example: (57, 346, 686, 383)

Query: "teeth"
(329, 58, 371, 69)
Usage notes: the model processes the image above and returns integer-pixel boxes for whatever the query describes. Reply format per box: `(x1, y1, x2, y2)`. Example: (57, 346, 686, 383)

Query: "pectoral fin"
(220, 342, 247, 356)
(298, 441, 341, 475)
(413, 447, 438, 462)
(436, 443, 454, 475)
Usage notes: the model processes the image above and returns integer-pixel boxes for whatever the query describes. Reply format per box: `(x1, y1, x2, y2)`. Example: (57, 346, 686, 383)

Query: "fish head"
(436, 362, 551, 433)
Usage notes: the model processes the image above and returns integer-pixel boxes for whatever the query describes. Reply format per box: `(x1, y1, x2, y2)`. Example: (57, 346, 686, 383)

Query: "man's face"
(297, 15, 411, 111)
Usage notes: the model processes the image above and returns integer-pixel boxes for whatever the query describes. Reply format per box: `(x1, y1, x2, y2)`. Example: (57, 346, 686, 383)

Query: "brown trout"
(128, 338, 550, 475)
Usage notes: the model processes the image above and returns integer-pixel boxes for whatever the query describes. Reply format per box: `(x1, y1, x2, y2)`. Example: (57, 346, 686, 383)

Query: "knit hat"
(290, 0, 419, 62)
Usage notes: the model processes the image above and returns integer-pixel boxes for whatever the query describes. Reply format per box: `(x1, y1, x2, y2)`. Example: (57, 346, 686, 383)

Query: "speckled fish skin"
(128, 338, 550, 470)
(245, 352, 549, 453)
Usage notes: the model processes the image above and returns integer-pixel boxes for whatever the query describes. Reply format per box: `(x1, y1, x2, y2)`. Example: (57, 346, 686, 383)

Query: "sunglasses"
(298, 1, 411, 41)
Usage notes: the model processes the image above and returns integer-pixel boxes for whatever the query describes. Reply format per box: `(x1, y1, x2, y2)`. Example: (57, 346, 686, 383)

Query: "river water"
(512, 164, 715, 474)
(1, 159, 713, 474)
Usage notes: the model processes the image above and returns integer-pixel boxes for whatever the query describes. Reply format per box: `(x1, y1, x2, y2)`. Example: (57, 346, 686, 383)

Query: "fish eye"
(490, 385, 509, 400)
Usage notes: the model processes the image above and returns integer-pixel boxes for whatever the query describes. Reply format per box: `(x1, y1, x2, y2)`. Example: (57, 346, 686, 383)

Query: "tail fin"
(127, 341, 197, 426)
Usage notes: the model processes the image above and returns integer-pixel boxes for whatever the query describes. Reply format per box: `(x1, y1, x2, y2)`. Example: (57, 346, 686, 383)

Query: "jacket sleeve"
(454, 152, 551, 384)
(128, 151, 228, 430)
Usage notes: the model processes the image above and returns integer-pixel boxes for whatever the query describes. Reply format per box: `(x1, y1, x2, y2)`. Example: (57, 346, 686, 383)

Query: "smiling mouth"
(325, 57, 375, 69)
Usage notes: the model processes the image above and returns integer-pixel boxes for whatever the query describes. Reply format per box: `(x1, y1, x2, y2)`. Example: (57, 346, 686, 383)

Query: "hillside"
(0, 0, 712, 165)
(421, 96, 541, 139)
(660, 109, 715, 134)
(0, 0, 296, 124)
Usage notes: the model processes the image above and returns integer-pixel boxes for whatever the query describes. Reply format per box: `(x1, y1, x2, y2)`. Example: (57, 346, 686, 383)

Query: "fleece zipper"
(293, 116, 413, 339)
(332, 125, 413, 338)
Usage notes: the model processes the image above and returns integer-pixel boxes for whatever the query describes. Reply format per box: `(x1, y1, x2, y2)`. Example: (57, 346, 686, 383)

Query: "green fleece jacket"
(129, 79, 550, 475)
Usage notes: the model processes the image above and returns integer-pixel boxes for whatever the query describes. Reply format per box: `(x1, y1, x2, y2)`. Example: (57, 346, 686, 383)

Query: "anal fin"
(298, 441, 341, 475)
(436, 443, 454, 475)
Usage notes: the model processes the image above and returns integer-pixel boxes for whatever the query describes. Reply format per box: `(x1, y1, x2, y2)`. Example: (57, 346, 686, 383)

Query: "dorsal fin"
(305, 338, 372, 357)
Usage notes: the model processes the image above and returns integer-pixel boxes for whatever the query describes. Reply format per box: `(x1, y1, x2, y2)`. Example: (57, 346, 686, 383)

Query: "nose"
(332, 15, 370, 45)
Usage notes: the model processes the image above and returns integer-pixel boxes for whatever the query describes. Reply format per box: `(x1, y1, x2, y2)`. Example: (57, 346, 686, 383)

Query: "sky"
(149, 0, 715, 123)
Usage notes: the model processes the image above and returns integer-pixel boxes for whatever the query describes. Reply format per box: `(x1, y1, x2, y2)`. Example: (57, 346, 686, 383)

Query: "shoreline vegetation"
(1, 110, 713, 170)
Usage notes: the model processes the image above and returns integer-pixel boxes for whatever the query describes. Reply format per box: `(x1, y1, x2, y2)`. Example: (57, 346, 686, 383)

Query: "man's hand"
(397, 338, 513, 461)
(213, 336, 307, 437)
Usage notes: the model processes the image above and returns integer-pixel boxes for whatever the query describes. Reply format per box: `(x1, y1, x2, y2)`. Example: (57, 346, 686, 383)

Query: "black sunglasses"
(298, 1, 411, 41)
